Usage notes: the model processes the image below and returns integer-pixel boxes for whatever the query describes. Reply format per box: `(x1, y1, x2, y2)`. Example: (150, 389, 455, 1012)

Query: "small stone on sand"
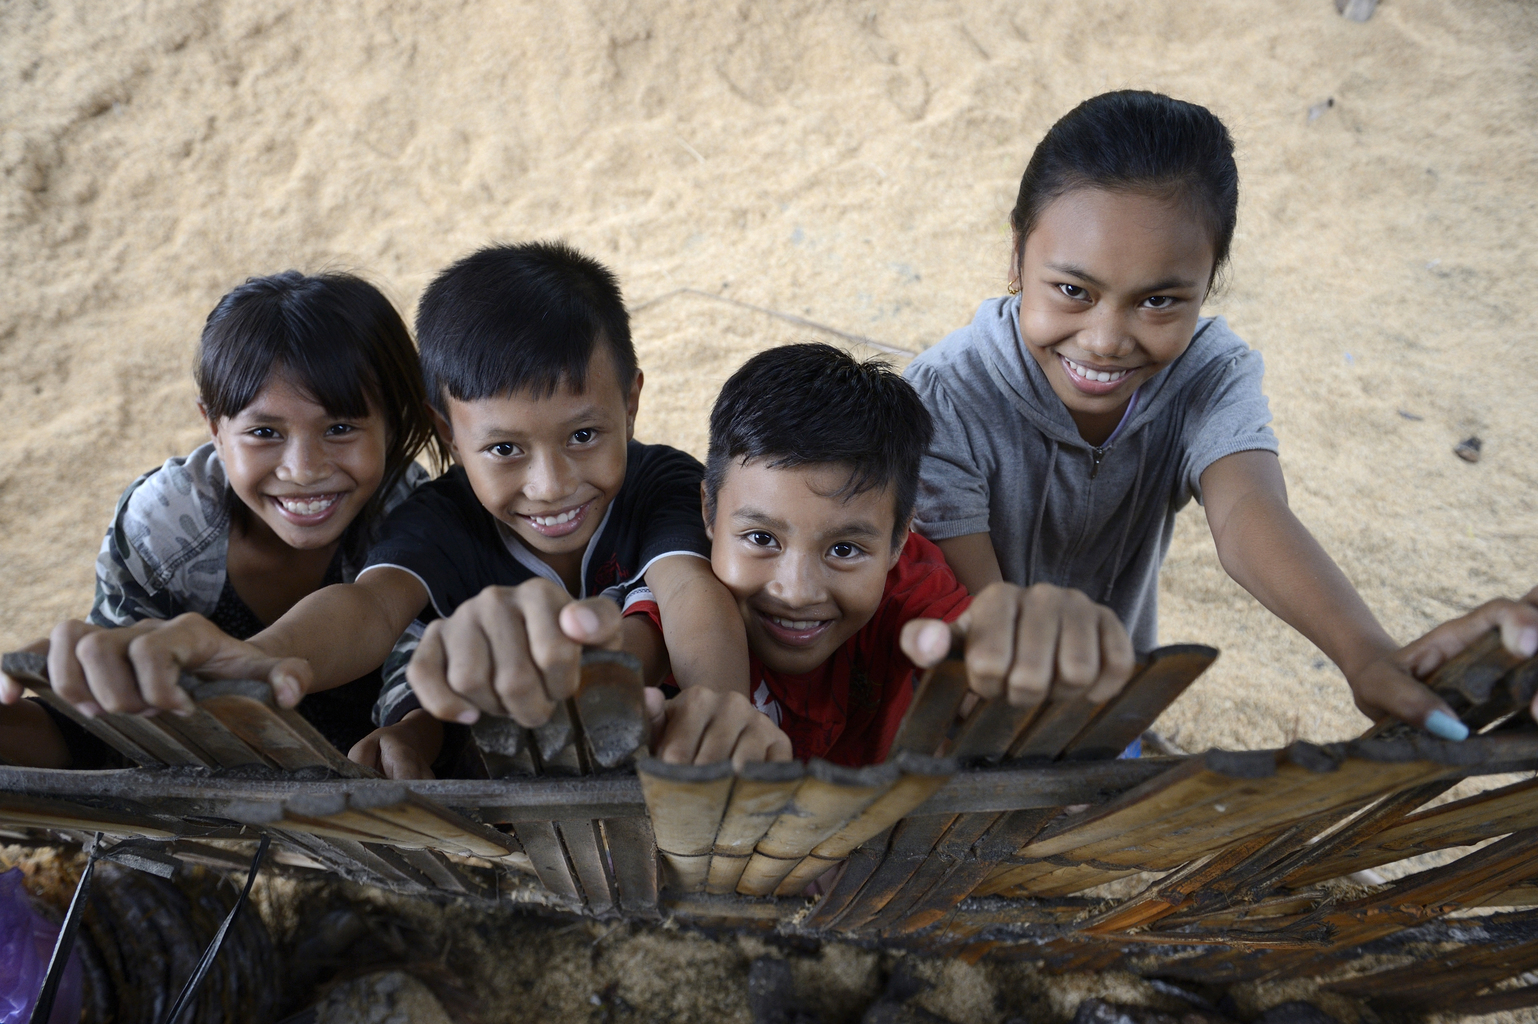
(1454, 436, 1483, 463)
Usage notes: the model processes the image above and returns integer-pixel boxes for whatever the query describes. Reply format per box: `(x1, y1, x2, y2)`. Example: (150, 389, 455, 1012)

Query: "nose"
(524, 449, 578, 504)
(765, 549, 828, 609)
(1079, 306, 1135, 360)
(276, 434, 332, 486)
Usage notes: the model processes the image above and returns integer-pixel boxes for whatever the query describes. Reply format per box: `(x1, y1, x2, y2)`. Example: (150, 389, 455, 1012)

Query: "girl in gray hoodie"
(905, 90, 1467, 741)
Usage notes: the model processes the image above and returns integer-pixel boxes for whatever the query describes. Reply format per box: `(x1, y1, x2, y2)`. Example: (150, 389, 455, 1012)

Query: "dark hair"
(704, 344, 933, 547)
(415, 241, 637, 413)
(196, 270, 447, 542)
(1011, 90, 1238, 288)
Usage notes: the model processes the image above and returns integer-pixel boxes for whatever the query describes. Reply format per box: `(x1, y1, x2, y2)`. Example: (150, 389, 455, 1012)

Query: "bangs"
(197, 285, 380, 422)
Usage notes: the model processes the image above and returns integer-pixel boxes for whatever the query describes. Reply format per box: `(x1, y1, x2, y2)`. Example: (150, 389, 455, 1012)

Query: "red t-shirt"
(626, 533, 972, 767)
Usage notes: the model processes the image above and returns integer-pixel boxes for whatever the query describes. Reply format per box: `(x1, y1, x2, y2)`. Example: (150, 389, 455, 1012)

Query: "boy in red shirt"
(628, 343, 1138, 766)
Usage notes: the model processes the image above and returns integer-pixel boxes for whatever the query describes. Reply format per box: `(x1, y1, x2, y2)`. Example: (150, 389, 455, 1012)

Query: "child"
(32, 243, 757, 778)
(904, 90, 1468, 739)
(625, 343, 1136, 766)
(0, 271, 444, 765)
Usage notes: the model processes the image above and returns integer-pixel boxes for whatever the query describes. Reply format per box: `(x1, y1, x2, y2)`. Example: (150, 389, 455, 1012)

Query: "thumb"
(559, 598, 624, 651)
(268, 658, 314, 709)
(644, 687, 668, 748)
(1360, 664, 1469, 741)
(900, 618, 958, 669)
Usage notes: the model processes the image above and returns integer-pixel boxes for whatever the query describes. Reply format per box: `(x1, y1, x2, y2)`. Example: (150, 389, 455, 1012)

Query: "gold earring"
(1007, 279, 1021, 295)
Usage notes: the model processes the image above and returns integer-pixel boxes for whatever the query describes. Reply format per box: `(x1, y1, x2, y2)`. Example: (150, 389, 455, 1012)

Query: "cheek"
(710, 549, 761, 604)
(834, 568, 889, 622)
(219, 446, 273, 500)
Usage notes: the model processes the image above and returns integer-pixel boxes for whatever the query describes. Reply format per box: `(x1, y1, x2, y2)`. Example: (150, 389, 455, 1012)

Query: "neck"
(536, 547, 584, 595)
(1069, 400, 1131, 448)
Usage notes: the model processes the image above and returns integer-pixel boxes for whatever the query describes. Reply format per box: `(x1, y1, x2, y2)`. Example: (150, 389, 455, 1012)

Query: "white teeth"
(530, 509, 580, 526)
(1064, 357, 1130, 384)
(771, 617, 824, 631)
(278, 495, 337, 516)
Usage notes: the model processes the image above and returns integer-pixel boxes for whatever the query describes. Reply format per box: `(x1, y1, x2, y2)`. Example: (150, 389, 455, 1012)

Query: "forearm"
(935, 533, 1005, 595)
(1212, 494, 1396, 677)
(647, 562, 751, 696)
(621, 615, 672, 686)
(250, 582, 418, 694)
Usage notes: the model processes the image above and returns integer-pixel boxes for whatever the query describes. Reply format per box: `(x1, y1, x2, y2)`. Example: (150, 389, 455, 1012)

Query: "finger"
(519, 592, 583, 704)
(656, 693, 712, 765)
(1402, 598, 1538, 678)
(962, 587, 1019, 700)
(899, 619, 955, 669)
(695, 704, 751, 766)
(381, 740, 434, 781)
(765, 730, 794, 763)
(268, 659, 313, 709)
(407, 622, 481, 724)
(76, 627, 156, 715)
(1085, 608, 1138, 703)
(644, 687, 668, 744)
(560, 597, 624, 651)
(1005, 586, 1063, 709)
(48, 620, 102, 713)
(483, 609, 556, 727)
(0, 637, 46, 704)
(441, 611, 501, 715)
(122, 630, 201, 715)
(1050, 592, 1102, 700)
(347, 735, 383, 773)
(1357, 664, 1467, 740)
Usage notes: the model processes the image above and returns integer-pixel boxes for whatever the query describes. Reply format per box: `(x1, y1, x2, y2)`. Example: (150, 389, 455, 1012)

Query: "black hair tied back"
(1012, 90, 1239, 288)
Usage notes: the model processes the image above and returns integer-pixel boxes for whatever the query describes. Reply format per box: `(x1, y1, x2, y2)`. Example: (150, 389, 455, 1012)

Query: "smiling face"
(1015, 187, 1217, 445)
(207, 374, 389, 550)
(438, 345, 640, 584)
(707, 459, 906, 676)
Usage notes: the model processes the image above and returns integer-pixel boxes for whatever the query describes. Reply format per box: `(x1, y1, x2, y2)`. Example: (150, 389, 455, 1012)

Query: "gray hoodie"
(905, 295, 1277, 651)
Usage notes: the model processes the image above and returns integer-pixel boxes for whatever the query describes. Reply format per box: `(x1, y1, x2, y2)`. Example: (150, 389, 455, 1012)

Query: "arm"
(248, 568, 429, 694)
(1200, 450, 1456, 731)
(643, 555, 750, 696)
(935, 534, 1005, 595)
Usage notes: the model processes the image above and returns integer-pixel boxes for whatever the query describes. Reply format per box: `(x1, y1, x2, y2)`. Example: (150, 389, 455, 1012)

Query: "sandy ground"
(2, 0, 1536, 1018)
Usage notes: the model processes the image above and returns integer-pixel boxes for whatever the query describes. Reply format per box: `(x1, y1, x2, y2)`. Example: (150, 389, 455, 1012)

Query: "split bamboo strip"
(636, 758, 734, 892)
(574, 650, 648, 769)
(889, 656, 968, 757)
(773, 752, 954, 896)
(738, 760, 898, 896)
(0, 651, 165, 765)
(706, 761, 806, 895)
(1061, 645, 1218, 761)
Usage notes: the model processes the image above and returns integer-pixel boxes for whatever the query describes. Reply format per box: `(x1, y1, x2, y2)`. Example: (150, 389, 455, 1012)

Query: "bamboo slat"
(706, 761, 806, 895)
(636, 758, 734, 892)
(1061, 645, 1218, 760)
(738, 760, 897, 896)
(888, 656, 969, 757)
(574, 650, 648, 769)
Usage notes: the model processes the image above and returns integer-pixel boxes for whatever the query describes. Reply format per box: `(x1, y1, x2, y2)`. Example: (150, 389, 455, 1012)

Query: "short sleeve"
(1180, 348, 1280, 504)
(907, 369, 994, 541)
(619, 445, 711, 576)
(886, 537, 973, 626)
(373, 620, 425, 727)
(88, 482, 185, 627)
(361, 470, 505, 619)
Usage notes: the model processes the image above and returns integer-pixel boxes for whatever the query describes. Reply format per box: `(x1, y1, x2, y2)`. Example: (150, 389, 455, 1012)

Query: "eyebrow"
(732, 507, 885, 540)
(1044, 262, 1199, 294)
(467, 405, 609, 442)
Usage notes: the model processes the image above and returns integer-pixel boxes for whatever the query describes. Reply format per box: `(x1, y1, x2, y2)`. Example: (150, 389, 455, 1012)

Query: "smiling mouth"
(1060, 354, 1138, 395)
(757, 611, 835, 648)
(518, 500, 592, 538)
(269, 493, 343, 523)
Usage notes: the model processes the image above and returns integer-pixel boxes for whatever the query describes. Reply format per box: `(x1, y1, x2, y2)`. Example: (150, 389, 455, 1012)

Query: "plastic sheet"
(0, 867, 82, 1024)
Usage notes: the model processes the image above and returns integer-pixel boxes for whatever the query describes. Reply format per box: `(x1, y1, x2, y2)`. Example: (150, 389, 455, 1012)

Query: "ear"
(200, 401, 226, 451)
(1008, 230, 1023, 286)
(625, 370, 643, 441)
(700, 481, 714, 542)
(889, 516, 913, 569)
(428, 403, 459, 460)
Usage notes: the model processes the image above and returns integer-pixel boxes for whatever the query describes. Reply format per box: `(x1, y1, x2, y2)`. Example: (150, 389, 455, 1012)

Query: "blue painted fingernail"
(1425, 710, 1469, 742)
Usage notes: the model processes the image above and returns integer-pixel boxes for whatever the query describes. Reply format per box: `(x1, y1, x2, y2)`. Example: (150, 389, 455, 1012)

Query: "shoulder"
(1180, 317, 1268, 386)
(378, 460, 435, 516)
(880, 534, 972, 620)
(905, 306, 1002, 390)
(376, 465, 491, 536)
(98, 443, 231, 614)
(624, 440, 704, 479)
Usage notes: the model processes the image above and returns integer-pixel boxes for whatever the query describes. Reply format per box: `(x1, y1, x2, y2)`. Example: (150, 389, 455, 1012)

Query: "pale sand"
(1, 2, 1536, 1013)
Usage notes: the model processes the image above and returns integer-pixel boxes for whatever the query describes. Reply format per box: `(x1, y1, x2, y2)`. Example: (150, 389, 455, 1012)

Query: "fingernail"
(1425, 710, 1469, 742)
(79, 702, 101, 719)
(1519, 627, 1538, 658)
(457, 709, 480, 724)
(573, 606, 600, 635)
(141, 707, 159, 718)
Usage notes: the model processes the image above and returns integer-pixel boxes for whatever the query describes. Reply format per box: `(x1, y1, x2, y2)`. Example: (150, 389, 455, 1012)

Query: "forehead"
(717, 459, 898, 538)
(1025, 188, 1215, 282)
(447, 347, 629, 436)
(226, 375, 333, 421)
